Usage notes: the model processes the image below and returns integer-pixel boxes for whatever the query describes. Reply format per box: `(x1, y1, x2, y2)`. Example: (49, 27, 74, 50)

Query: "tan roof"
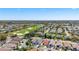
(30, 48, 38, 51)
(62, 41, 72, 47)
(0, 48, 12, 51)
(2, 43, 16, 48)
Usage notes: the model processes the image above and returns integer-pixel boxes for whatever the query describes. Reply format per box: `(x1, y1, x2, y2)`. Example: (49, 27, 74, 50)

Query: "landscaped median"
(12, 24, 44, 36)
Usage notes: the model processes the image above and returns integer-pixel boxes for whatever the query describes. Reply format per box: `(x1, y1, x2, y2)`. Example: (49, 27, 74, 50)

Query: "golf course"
(12, 24, 44, 36)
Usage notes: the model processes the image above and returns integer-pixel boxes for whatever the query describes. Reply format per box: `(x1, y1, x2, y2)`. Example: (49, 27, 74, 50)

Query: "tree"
(25, 39, 34, 51)
(0, 33, 7, 41)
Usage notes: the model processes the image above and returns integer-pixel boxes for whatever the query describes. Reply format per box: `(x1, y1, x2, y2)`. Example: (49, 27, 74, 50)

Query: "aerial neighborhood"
(0, 21, 79, 51)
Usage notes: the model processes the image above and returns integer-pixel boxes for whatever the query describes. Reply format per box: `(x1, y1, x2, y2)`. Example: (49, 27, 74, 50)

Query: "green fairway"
(12, 24, 43, 36)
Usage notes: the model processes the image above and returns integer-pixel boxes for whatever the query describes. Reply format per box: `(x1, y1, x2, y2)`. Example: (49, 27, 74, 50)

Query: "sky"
(0, 8, 79, 20)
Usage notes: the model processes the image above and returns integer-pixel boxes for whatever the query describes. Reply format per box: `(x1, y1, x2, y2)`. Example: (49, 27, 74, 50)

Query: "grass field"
(12, 24, 43, 36)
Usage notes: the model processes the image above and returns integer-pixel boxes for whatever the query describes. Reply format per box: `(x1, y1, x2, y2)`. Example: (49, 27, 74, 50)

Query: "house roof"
(0, 48, 12, 51)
